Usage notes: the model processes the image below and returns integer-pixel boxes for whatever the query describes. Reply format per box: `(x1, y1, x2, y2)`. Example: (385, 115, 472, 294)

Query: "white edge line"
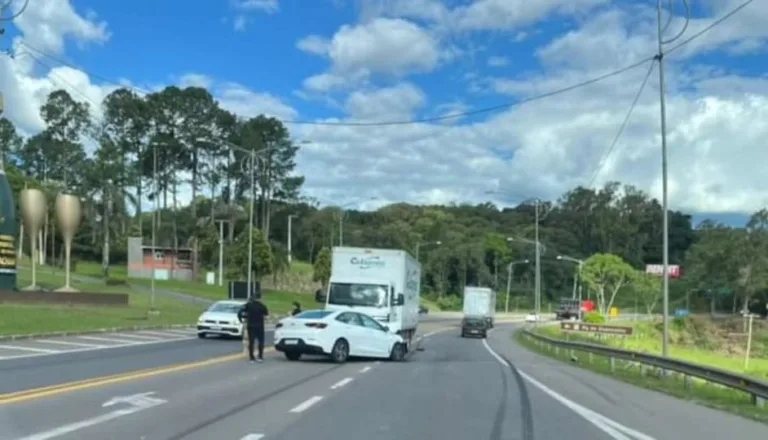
(289, 395, 324, 413)
(481, 332, 656, 440)
(35, 340, 106, 348)
(0, 344, 62, 354)
(330, 377, 354, 390)
(0, 333, 195, 362)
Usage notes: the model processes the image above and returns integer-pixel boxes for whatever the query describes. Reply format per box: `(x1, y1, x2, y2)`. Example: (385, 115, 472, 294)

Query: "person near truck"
(291, 302, 302, 316)
(238, 296, 269, 362)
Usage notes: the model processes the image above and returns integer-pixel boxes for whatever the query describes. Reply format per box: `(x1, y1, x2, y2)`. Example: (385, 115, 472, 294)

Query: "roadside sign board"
(560, 322, 633, 336)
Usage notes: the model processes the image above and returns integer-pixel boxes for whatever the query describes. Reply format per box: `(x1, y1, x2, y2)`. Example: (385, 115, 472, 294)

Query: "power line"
(666, 0, 755, 55)
(587, 60, 656, 188)
(13, 0, 758, 128)
(0, 0, 29, 22)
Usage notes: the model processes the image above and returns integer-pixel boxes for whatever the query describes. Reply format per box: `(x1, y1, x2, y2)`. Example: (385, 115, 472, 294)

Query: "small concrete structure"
(127, 237, 193, 281)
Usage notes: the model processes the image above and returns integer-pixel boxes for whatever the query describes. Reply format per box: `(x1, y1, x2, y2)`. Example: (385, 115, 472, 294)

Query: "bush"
(436, 295, 462, 311)
(583, 312, 606, 324)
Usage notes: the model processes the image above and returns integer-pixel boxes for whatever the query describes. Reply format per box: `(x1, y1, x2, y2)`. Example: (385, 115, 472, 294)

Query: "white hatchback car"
(196, 300, 246, 338)
(274, 309, 407, 363)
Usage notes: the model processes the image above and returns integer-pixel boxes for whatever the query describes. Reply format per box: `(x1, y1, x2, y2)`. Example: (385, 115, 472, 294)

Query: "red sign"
(645, 264, 680, 278)
(581, 300, 595, 312)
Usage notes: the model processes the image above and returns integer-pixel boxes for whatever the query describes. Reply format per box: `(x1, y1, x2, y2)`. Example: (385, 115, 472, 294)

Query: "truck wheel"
(330, 339, 349, 363)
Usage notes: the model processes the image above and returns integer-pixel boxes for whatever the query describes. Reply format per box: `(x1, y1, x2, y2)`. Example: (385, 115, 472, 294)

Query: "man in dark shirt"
(238, 296, 269, 362)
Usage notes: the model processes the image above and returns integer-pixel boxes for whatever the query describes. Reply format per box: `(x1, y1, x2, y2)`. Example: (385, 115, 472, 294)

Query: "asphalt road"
(2, 322, 764, 440)
(0, 313, 479, 395)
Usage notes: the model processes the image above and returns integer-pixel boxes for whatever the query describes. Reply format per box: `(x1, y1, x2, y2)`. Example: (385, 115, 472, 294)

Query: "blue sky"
(2, 0, 768, 223)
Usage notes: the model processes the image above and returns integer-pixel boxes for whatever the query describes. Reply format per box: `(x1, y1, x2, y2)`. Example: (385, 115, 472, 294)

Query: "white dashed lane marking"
(289, 396, 324, 413)
(329, 377, 354, 390)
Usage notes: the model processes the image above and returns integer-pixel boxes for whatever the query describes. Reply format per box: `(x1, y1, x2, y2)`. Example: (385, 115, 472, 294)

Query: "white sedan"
(274, 309, 407, 363)
(196, 300, 246, 338)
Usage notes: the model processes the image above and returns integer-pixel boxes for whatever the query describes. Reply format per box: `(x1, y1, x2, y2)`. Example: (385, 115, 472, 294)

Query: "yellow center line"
(0, 322, 468, 405)
(0, 348, 275, 405)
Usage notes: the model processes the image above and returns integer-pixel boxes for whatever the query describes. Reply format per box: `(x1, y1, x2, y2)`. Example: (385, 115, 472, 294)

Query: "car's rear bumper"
(462, 327, 487, 336)
(275, 337, 327, 355)
(197, 325, 242, 337)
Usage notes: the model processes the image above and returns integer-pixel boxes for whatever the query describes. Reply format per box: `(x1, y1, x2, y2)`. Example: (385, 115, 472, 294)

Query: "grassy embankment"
(517, 316, 768, 423)
(3, 260, 318, 336)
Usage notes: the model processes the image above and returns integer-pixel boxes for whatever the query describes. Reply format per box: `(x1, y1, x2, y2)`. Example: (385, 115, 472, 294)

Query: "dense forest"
(1, 86, 766, 314)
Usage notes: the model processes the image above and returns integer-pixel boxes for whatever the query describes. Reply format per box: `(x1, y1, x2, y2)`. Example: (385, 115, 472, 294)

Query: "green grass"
(75, 259, 314, 317)
(535, 319, 768, 381)
(1, 266, 206, 336)
(516, 330, 768, 424)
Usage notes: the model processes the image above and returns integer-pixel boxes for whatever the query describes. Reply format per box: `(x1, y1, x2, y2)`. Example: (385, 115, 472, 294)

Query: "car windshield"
(294, 310, 333, 319)
(207, 302, 242, 314)
(328, 282, 388, 308)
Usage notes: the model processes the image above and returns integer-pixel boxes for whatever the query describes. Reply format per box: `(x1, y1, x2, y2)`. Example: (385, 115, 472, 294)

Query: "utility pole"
(149, 140, 158, 313)
(656, 0, 671, 358)
(217, 220, 225, 286)
(246, 151, 255, 296)
(287, 214, 297, 264)
(534, 199, 541, 318)
(338, 208, 344, 246)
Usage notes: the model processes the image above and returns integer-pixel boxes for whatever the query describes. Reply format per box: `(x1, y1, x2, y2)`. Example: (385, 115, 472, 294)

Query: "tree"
(0, 117, 22, 165)
(581, 253, 635, 315)
(630, 272, 662, 316)
(313, 247, 331, 288)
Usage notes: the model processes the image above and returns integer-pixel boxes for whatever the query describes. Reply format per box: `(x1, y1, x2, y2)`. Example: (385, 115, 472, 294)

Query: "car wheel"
(389, 342, 406, 362)
(285, 352, 301, 361)
(197, 332, 206, 339)
(331, 339, 349, 363)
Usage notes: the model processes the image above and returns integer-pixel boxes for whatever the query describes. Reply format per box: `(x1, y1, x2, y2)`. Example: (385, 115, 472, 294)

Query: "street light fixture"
(415, 240, 442, 260)
(489, 190, 549, 320)
(336, 197, 378, 246)
(505, 259, 529, 314)
(557, 255, 584, 303)
(506, 235, 546, 318)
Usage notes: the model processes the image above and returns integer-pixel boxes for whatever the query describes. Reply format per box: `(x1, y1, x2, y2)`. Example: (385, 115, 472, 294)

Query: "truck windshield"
(328, 282, 388, 308)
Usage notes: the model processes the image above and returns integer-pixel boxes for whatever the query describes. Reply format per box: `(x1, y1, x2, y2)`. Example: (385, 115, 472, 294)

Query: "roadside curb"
(0, 324, 196, 342)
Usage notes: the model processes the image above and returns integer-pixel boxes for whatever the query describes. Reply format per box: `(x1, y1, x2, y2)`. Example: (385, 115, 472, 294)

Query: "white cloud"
(296, 35, 330, 56)
(9, 0, 110, 55)
(299, 18, 441, 92)
(344, 83, 426, 121)
(230, 0, 279, 31)
(234, 0, 279, 13)
(487, 56, 509, 67)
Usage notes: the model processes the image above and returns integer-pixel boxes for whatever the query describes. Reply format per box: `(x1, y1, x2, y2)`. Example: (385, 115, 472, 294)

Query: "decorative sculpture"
(55, 194, 82, 292)
(19, 188, 46, 290)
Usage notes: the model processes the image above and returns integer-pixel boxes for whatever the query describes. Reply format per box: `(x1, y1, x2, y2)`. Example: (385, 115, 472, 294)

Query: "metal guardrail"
(521, 328, 768, 408)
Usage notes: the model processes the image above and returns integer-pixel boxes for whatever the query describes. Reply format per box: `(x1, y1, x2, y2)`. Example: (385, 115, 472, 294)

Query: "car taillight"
(275, 323, 283, 328)
(305, 322, 328, 329)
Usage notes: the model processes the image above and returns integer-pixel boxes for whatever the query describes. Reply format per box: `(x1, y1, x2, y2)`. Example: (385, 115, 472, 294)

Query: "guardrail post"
(682, 374, 690, 390)
(640, 364, 646, 376)
(609, 357, 615, 373)
(753, 395, 766, 408)
(588, 352, 593, 364)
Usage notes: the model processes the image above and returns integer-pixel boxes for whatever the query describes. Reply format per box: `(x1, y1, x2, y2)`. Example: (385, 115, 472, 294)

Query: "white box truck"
(462, 286, 496, 328)
(318, 247, 421, 348)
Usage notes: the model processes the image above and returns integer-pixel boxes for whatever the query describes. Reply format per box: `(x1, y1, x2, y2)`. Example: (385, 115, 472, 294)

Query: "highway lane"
(0, 332, 268, 395)
(0, 314, 466, 395)
(0, 323, 657, 440)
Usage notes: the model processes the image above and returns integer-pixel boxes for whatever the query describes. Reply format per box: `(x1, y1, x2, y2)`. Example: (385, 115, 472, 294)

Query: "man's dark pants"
(246, 325, 265, 360)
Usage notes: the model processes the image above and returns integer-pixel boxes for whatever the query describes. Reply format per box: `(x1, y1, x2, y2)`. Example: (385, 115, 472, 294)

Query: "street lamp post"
(557, 255, 584, 302)
(506, 235, 546, 318)
(335, 197, 378, 246)
(287, 214, 298, 264)
(216, 219, 226, 286)
(506, 259, 529, 313)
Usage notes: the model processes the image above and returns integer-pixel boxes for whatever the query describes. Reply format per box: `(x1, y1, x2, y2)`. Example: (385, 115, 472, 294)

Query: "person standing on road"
(238, 296, 269, 362)
(291, 301, 302, 316)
